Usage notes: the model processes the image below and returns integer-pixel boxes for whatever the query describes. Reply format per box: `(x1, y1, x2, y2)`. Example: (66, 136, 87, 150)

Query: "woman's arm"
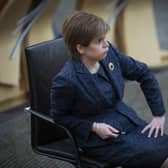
(109, 43, 166, 137)
(50, 75, 93, 141)
(109, 43, 166, 117)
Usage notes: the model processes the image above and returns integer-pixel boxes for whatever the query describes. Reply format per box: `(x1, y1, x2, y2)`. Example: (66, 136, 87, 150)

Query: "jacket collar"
(72, 52, 121, 101)
(100, 52, 121, 99)
(72, 57, 90, 74)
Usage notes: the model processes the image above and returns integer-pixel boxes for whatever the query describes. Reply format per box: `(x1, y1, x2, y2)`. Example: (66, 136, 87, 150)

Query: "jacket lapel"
(100, 53, 122, 99)
(72, 52, 122, 103)
(72, 58, 107, 104)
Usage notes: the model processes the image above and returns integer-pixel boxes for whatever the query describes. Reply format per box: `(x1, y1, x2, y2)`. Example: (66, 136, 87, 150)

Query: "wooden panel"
(0, 0, 8, 12)
(0, 85, 24, 103)
(0, 78, 28, 112)
(161, 50, 168, 63)
(121, 0, 166, 68)
(27, 0, 60, 45)
(0, 0, 32, 85)
(0, 0, 12, 18)
(0, 92, 27, 112)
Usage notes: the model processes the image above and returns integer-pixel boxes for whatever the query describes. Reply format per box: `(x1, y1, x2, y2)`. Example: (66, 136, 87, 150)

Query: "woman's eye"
(98, 39, 103, 43)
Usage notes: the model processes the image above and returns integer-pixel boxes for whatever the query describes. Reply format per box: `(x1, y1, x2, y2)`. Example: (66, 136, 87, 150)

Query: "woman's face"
(78, 33, 109, 61)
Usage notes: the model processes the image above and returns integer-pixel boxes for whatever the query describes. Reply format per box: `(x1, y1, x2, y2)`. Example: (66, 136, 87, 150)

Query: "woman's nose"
(103, 40, 109, 48)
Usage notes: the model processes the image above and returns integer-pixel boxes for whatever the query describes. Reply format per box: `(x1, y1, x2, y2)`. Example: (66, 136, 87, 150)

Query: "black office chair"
(24, 38, 115, 168)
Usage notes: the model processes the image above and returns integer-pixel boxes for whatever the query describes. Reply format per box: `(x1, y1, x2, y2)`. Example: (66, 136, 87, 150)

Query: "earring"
(108, 62, 115, 71)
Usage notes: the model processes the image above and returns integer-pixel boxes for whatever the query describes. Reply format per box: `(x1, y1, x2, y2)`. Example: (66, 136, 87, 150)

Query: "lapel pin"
(108, 62, 115, 71)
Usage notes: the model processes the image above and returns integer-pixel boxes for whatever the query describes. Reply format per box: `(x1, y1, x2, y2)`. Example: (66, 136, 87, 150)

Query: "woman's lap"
(83, 125, 168, 168)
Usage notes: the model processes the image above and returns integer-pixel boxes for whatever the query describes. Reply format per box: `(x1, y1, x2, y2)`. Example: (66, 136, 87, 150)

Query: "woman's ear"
(76, 44, 85, 55)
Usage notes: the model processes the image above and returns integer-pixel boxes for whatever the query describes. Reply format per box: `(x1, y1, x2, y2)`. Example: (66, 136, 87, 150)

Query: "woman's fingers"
(143, 116, 166, 138)
(154, 126, 159, 138)
(105, 127, 118, 137)
(141, 123, 155, 137)
(107, 125, 119, 134)
(147, 125, 155, 138)
(160, 125, 164, 136)
(109, 131, 119, 138)
(101, 128, 118, 139)
(95, 123, 119, 139)
(141, 123, 164, 138)
(103, 125, 119, 139)
(141, 124, 151, 134)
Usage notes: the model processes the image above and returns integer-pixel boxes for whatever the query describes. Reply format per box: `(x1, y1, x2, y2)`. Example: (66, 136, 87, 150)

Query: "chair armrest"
(24, 106, 82, 167)
(24, 107, 55, 124)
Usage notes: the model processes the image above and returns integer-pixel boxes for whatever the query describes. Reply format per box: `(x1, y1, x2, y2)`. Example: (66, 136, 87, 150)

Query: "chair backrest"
(25, 37, 70, 113)
(25, 38, 71, 146)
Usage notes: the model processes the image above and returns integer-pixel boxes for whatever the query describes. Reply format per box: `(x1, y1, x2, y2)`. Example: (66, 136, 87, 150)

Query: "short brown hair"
(62, 11, 110, 58)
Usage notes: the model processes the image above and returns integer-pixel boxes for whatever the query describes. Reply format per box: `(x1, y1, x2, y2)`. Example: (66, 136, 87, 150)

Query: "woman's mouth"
(104, 50, 108, 54)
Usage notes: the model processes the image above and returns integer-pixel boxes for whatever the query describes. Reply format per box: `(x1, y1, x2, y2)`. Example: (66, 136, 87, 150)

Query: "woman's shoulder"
(52, 59, 76, 84)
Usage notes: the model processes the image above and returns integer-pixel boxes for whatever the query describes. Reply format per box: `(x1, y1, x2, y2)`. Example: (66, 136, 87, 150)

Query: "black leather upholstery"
(26, 38, 70, 114)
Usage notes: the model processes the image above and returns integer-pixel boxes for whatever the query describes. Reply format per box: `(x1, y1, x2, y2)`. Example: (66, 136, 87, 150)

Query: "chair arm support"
(24, 107, 82, 168)
(24, 107, 55, 124)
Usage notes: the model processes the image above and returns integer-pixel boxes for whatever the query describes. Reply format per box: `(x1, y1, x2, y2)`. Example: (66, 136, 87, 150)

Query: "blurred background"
(0, 0, 168, 167)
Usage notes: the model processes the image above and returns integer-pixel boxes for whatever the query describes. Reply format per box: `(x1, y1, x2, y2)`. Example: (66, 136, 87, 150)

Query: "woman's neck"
(80, 56, 100, 74)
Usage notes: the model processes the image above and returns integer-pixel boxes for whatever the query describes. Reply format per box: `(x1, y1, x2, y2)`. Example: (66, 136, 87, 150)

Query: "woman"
(50, 11, 168, 168)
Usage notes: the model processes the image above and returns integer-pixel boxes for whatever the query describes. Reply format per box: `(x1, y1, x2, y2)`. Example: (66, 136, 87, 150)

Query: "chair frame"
(24, 107, 112, 168)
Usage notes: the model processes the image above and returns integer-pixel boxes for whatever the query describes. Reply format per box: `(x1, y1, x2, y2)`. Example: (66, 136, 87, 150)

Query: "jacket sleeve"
(109, 43, 166, 116)
(50, 75, 93, 141)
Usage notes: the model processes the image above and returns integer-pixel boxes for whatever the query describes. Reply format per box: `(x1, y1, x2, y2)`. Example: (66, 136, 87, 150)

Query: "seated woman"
(50, 11, 168, 168)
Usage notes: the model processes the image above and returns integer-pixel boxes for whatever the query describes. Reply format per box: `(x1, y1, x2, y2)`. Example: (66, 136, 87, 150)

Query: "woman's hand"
(92, 122, 120, 140)
(141, 115, 166, 138)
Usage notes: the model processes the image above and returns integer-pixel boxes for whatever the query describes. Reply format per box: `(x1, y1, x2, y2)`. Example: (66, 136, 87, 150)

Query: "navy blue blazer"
(50, 42, 165, 147)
